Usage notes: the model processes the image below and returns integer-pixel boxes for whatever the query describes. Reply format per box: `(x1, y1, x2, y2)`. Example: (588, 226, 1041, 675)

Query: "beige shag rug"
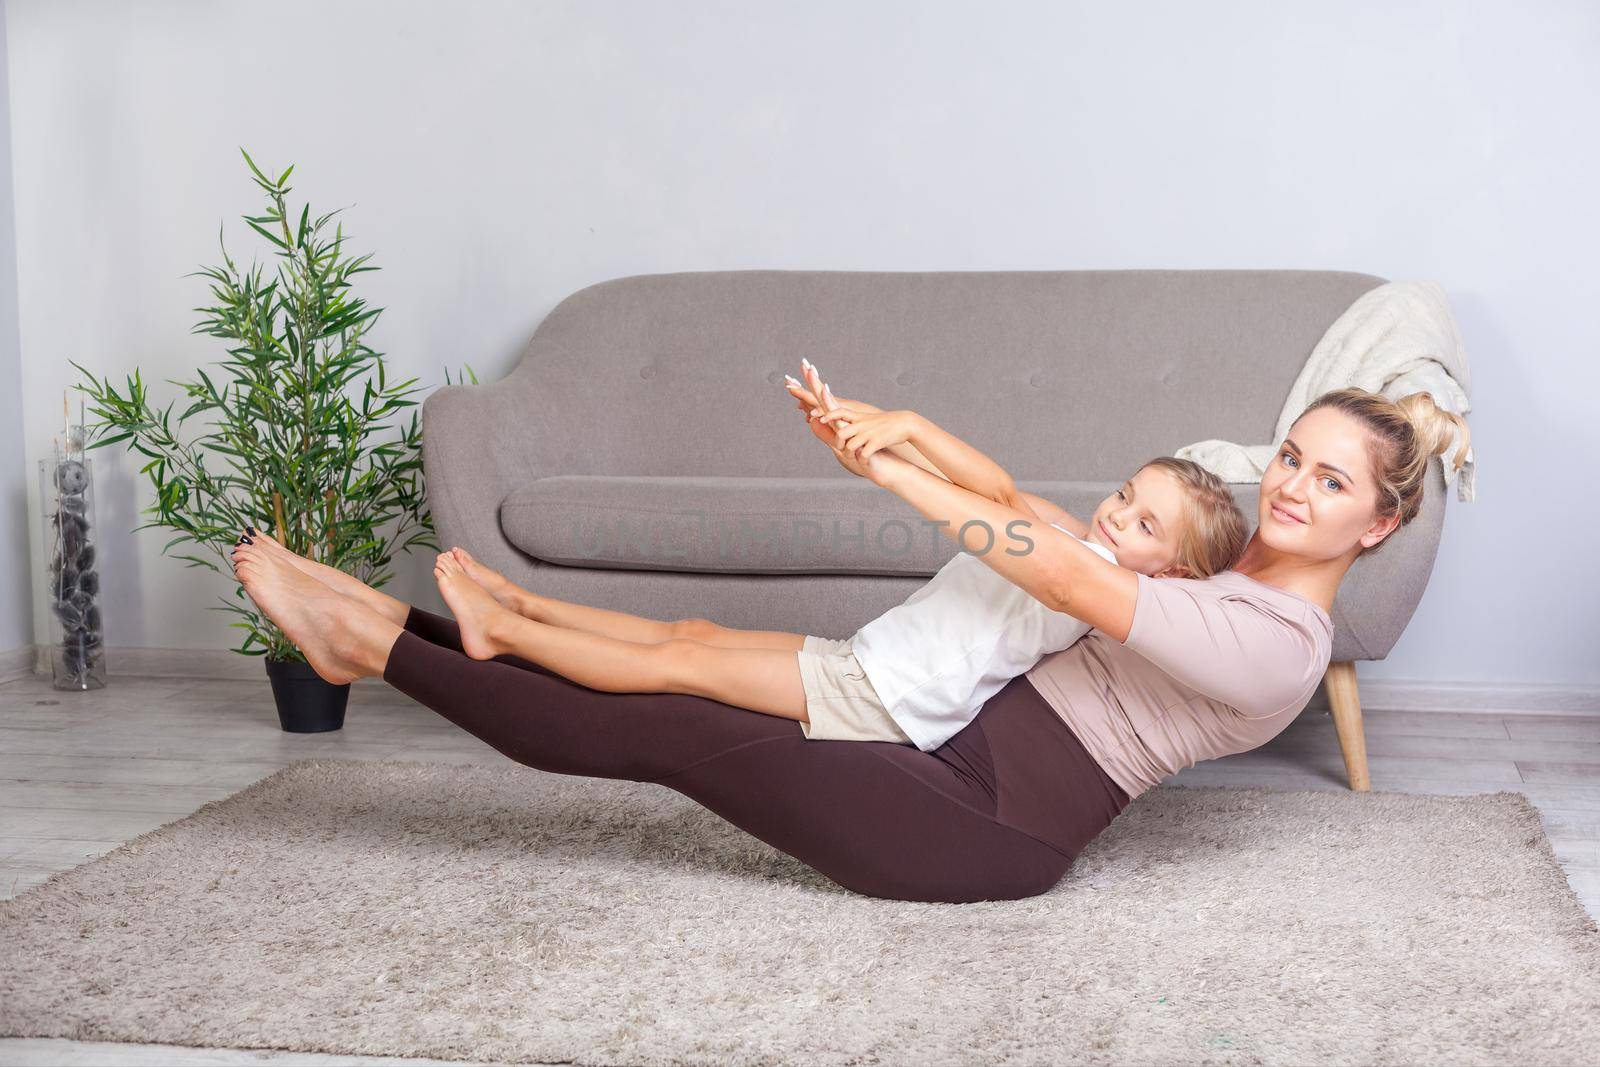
(1, 758, 1598, 1066)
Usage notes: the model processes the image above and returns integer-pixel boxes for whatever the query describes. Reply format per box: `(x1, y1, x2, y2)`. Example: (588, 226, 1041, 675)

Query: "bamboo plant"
(74, 147, 474, 662)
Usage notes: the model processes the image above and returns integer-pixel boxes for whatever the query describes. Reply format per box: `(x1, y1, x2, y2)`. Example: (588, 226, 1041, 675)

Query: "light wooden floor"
(2, 670, 1597, 1066)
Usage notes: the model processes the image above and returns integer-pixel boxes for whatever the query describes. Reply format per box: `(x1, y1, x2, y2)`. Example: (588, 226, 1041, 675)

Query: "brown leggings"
(383, 606, 1132, 904)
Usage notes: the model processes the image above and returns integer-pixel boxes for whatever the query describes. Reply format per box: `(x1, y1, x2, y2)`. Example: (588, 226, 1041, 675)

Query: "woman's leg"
(433, 552, 809, 721)
(234, 545, 1128, 903)
(233, 528, 411, 627)
(383, 611, 1099, 903)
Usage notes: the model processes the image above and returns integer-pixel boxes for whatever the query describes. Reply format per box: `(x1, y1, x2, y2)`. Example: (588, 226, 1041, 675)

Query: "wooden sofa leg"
(1323, 661, 1371, 792)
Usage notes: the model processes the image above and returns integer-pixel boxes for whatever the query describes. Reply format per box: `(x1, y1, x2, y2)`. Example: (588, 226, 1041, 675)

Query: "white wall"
(0, 1, 31, 655)
(4, 0, 1597, 686)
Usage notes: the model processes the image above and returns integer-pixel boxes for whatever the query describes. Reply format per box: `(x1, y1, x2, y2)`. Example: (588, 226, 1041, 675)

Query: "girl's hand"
(825, 432, 898, 486)
(815, 407, 921, 463)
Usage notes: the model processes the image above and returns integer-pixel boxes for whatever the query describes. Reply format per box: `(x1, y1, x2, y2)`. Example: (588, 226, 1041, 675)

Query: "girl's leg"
(381, 610, 1089, 904)
(450, 547, 805, 651)
(678, 620, 809, 652)
(247, 531, 805, 655)
(244, 531, 705, 647)
(517, 593, 808, 652)
(450, 546, 683, 643)
(434, 552, 808, 721)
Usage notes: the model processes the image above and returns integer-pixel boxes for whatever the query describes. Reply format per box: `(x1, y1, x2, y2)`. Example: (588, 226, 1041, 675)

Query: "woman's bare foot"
(231, 526, 410, 627)
(447, 546, 520, 611)
(435, 551, 516, 661)
(236, 524, 353, 583)
(232, 541, 389, 684)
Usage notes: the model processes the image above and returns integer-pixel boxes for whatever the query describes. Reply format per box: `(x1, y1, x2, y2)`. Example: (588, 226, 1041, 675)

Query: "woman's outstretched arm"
(870, 451, 1137, 640)
(793, 360, 1131, 634)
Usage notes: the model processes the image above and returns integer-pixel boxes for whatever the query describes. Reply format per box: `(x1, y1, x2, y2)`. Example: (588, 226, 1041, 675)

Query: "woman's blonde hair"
(1295, 387, 1472, 556)
(1137, 456, 1250, 579)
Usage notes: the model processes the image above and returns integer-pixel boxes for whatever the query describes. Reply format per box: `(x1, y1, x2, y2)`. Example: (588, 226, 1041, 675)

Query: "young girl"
(423, 359, 1250, 750)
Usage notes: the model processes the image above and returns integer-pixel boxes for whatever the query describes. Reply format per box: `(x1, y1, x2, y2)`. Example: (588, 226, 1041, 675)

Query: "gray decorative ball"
(54, 461, 88, 495)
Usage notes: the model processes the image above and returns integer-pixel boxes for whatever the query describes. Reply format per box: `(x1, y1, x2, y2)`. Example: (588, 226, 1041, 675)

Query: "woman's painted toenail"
(246, 526, 257, 536)
(241, 536, 253, 544)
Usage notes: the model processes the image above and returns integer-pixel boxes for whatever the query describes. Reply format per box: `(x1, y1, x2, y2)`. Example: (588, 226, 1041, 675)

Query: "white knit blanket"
(1174, 280, 1476, 502)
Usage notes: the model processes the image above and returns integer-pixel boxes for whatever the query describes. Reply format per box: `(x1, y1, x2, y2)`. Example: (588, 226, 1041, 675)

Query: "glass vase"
(39, 455, 107, 690)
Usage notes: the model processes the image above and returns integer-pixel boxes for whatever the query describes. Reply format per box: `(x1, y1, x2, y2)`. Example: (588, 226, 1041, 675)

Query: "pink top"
(1023, 569, 1334, 800)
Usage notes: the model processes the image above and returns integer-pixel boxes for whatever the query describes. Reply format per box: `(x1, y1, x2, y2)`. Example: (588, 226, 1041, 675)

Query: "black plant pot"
(264, 657, 350, 733)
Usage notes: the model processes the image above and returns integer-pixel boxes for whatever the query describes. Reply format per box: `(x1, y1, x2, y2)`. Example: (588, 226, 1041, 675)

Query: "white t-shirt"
(849, 523, 1119, 752)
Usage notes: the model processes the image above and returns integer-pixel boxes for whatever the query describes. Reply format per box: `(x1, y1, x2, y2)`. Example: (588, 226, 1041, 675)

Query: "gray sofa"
(421, 269, 1449, 792)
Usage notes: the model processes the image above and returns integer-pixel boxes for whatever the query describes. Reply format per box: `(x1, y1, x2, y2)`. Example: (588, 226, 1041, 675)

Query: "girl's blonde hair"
(1137, 456, 1250, 579)
(1294, 388, 1472, 556)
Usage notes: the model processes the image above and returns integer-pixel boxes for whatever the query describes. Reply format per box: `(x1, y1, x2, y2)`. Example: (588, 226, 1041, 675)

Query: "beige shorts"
(795, 635, 913, 745)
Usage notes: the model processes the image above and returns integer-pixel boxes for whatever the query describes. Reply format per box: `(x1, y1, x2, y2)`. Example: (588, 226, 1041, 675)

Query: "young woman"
(227, 370, 1470, 903)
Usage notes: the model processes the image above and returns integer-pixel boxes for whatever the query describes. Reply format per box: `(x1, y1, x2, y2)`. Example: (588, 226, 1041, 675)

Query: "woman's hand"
(782, 358, 953, 484)
(783, 358, 881, 424)
(784, 358, 855, 451)
(782, 357, 898, 487)
(814, 407, 921, 463)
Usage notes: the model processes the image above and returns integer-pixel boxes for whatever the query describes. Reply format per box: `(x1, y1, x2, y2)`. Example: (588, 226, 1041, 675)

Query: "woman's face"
(1258, 406, 1400, 559)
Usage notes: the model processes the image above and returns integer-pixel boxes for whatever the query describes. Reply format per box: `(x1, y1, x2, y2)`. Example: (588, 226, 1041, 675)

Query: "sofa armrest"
(421, 364, 545, 577)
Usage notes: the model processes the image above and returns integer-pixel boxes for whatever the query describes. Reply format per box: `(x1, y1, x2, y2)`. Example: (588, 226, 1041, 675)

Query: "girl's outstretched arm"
(807, 393, 1083, 532)
(1013, 490, 1090, 537)
(895, 411, 1026, 509)
(785, 365, 949, 481)
(816, 402, 1047, 522)
(793, 360, 1034, 515)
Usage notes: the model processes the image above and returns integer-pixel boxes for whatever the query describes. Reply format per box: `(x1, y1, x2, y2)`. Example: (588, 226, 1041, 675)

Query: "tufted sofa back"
(498, 268, 1388, 482)
(423, 267, 1450, 663)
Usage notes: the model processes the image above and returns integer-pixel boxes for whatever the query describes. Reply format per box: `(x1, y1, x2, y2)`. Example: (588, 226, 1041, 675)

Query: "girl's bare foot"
(231, 526, 410, 627)
(435, 551, 515, 661)
(231, 542, 389, 684)
(448, 546, 520, 611)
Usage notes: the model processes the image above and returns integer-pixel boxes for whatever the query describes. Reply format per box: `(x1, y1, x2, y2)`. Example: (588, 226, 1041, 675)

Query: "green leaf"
(239, 146, 270, 185)
(87, 430, 136, 450)
(244, 218, 288, 250)
(73, 151, 441, 658)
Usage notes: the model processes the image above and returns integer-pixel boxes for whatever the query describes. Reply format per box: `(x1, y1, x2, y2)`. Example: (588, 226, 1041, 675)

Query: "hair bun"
(1394, 391, 1472, 474)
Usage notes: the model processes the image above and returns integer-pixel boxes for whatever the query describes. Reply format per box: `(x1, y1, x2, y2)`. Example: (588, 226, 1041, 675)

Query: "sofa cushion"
(500, 475, 1265, 576)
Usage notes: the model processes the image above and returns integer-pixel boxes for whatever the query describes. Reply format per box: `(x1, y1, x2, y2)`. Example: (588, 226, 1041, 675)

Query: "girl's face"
(1082, 466, 1192, 577)
(1258, 406, 1400, 559)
